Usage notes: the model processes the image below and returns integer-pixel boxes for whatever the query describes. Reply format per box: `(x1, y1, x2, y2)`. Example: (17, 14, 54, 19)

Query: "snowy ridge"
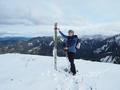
(94, 34, 120, 63)
(0, 54, 120, 90)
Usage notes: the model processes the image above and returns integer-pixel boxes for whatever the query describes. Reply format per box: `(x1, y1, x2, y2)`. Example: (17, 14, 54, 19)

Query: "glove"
(64, 47, 68, 52)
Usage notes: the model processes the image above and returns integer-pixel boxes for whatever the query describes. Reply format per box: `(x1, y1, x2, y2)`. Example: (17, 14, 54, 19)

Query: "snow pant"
(67, 52, 76, 75)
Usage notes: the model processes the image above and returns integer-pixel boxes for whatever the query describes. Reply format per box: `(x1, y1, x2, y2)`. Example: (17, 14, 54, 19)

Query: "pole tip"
(54, 22, 58, 30)
(55, 22, 58, 27)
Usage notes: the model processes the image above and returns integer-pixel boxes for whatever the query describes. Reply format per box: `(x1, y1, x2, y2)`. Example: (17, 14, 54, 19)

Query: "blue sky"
(0, 0, 120, 36)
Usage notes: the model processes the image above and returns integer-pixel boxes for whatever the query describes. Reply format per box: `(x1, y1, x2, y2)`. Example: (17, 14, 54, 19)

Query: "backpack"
(76, 38, 81, 49)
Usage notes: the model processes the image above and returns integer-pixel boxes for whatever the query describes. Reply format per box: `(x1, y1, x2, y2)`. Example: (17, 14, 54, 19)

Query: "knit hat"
(68, 30, 74, 33)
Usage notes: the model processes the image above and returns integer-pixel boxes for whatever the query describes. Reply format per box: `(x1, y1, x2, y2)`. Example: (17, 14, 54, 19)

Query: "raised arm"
(58, 29, 67, 39)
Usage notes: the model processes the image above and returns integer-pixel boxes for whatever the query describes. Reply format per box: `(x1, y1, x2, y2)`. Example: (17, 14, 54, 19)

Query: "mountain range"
(0, 34, 119, 64)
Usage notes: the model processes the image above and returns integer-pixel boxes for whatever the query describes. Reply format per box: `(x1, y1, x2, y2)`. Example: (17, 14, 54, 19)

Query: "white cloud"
(0, 0, 66, 25)
(0, 22, 120, 37)
(0, 0, 120, 37)
(0, 0, 92, 26)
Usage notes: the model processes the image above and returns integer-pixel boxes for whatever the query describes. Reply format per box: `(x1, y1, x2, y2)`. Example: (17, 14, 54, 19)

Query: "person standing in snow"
(58, 29, 81, 75)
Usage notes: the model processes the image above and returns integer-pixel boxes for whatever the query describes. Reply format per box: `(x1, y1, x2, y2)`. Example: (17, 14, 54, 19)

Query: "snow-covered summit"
(0, 53, 120, 90)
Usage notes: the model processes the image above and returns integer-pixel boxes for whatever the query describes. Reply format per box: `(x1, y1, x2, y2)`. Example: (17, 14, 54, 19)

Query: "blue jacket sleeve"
(59, 31, 67, 38)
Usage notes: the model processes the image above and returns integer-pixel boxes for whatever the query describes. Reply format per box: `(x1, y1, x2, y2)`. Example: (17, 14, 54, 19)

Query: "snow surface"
(0, 53, 120, 90)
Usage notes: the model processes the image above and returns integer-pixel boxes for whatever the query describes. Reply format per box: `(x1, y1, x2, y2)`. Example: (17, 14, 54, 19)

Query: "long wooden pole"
(54, 22, 58, 70)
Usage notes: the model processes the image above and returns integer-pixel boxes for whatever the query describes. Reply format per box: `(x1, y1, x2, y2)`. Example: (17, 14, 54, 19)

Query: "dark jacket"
(59, 31, 79, 53)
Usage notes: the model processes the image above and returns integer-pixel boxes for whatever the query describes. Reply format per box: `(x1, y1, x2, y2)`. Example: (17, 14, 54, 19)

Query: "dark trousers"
(67, 52, 76, 75)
